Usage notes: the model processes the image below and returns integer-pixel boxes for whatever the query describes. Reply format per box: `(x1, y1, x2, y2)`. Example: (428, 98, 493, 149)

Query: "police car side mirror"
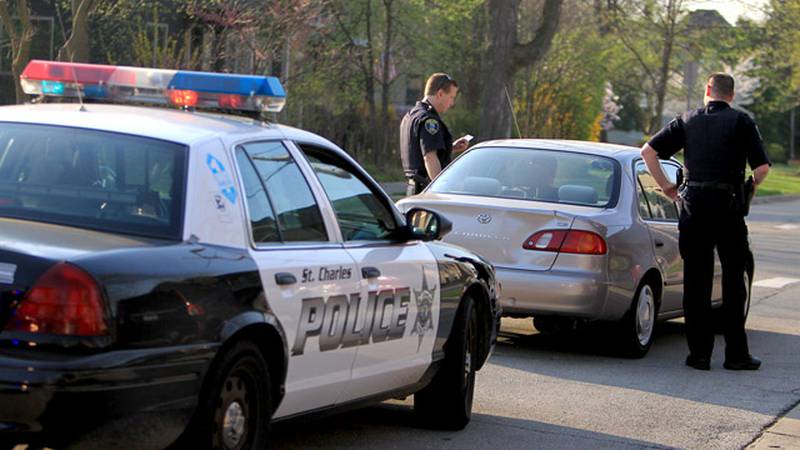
(405, 208, 452, 241)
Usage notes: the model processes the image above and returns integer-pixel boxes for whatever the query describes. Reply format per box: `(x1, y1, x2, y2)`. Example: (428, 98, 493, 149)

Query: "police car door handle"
(361, 267, 381, 279)
(275, 272, 297, 286)
(654, 240, 665, 248)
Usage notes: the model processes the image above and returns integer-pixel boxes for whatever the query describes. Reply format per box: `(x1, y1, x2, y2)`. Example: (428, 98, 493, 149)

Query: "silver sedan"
(398, 139, 753, 357)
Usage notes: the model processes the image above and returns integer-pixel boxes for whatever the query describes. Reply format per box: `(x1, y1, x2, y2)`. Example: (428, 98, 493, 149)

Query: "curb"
(746, 400, 800, 449)
(752, 195, 800, 205)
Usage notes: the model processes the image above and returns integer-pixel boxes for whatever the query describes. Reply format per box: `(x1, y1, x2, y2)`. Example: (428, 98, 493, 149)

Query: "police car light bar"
(20, 60, 286, 113)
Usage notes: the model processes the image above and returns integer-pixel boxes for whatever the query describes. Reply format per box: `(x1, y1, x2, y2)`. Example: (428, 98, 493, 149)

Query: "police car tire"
(618, 281, 658, 359)
(413, 294, 477, 430)
(183, 340, 272, 450)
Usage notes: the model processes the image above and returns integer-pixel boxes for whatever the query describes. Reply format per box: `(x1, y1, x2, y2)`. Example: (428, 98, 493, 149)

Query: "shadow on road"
(270, 402, 670, 449)
(491, 318, 800, 416)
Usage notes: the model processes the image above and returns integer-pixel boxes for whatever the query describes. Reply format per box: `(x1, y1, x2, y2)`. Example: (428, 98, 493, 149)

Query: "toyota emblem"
(477, 213, 492, 224)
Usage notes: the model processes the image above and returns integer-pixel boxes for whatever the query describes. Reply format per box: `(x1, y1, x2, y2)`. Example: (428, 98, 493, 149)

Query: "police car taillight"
(20, 60, 286, 113)
(6, 262, 109, 337)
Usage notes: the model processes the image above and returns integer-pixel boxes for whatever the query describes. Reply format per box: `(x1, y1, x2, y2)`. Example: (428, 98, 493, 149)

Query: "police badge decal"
(412, 273, 436, 351)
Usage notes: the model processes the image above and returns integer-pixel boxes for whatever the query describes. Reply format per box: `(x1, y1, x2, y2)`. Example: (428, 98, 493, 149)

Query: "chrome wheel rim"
(464, 321, 473, 385)
(223, 400, 246, 449)
(218, 374, 250, 450)
(636, 285, 655, 346)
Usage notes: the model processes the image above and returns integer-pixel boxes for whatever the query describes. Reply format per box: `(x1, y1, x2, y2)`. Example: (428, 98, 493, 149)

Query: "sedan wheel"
(619, 281, 657, 358)
(636, 285, 656, 347)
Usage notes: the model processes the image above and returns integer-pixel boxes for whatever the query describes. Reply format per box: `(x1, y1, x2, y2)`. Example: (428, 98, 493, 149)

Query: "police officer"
(641, 73, 771, 371)
(400, 73, 470, 196)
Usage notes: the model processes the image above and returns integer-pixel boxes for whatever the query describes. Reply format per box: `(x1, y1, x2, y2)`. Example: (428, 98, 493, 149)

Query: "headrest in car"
(558, 185, 598, 204)
(462, 176, 502, 196)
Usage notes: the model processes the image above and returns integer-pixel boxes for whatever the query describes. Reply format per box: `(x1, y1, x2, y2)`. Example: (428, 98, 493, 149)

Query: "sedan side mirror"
(406, 208, 452, 241)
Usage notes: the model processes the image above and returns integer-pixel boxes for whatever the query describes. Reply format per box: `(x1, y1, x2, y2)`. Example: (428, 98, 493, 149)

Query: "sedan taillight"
(6, 262, 108, 336)
(523, 229, 607, 255)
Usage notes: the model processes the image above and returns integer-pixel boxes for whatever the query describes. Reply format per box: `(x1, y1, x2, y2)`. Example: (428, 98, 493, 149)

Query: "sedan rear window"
(429, 147, 619, 207)
(0, 123, 186, 239)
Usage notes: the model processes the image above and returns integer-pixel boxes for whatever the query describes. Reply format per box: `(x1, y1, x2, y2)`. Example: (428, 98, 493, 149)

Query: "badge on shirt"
(424, 118, 440, 135)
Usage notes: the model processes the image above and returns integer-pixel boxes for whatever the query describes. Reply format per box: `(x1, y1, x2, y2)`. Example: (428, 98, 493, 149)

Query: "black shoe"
(685, 354, 711, 371)
(724, 355, 761, 370)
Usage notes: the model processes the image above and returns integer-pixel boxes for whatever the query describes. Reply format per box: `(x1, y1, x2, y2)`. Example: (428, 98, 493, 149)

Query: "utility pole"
(790, 106, 796, 162)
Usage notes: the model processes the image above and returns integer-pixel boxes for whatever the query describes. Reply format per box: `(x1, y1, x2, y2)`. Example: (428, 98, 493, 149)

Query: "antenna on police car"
(505, 86, 522, 138)
(68, 55, 87, 112)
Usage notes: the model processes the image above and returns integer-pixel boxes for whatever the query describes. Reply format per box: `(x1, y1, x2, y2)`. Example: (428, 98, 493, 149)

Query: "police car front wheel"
(414, 294, 478, 430)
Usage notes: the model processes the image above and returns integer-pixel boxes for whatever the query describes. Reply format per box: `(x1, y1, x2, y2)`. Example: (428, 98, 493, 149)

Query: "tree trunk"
(57, 0, 96, 62)
(649, 0, 679, 134)
(362, 0, 381, 166)
(478, 0, 562, 141)
(0, 0, 34, 104)
(379, 0, 394, 167)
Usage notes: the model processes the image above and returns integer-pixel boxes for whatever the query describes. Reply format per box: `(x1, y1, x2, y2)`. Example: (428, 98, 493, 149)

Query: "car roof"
(474, 138, 643, 162)
(0, 103, 337, 148)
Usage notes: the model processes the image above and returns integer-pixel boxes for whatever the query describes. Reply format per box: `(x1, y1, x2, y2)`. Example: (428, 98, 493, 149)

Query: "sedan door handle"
(275, 272, 297, 286)
(361, 266, 381, 279)
(654, 240, 665, 248)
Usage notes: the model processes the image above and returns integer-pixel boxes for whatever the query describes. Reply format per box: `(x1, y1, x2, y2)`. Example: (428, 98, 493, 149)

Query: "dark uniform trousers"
(679, 186, 750, 361)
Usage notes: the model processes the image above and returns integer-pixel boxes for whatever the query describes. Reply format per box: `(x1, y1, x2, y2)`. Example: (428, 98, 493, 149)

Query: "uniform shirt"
(400, 100, 453, 179)
(648, 101, 770, 183)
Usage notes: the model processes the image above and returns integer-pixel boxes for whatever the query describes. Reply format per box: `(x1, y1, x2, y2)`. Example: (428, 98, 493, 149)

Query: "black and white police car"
(0, 61, 500, 449)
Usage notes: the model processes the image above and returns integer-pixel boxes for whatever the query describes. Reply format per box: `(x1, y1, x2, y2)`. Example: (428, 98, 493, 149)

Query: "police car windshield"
(0, 123, 186, 240)
(429, 147, 619, 208)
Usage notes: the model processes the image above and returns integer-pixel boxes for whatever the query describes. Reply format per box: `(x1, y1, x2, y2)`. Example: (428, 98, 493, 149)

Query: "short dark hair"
(424, 73, 458, 96)
(708, 73, 734, 98)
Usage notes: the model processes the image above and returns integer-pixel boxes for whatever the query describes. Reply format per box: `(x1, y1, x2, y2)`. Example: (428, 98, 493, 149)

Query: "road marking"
(775, 224, 799, 230)
(753, 277, 800, 289)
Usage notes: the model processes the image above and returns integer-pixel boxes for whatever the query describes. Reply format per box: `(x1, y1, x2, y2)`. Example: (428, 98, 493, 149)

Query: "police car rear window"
(429, 147, 619, 208)
(0, 123, 186, 240)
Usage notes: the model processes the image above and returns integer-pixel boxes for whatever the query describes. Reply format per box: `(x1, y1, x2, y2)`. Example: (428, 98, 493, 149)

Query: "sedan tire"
(618, 281, 658, 358)
(414, 295, 477, 430)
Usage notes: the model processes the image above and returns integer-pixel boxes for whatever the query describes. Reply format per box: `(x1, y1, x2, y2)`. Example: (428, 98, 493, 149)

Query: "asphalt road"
(267, 198, 800, 450)
(29, 198, 799, 450)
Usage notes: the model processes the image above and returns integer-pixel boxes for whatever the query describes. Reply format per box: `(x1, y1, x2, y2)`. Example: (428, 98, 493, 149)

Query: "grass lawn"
(756, 164, 800, 197)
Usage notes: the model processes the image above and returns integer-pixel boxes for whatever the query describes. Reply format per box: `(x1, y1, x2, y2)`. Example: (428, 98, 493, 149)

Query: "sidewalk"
(747, 401, 800, 449)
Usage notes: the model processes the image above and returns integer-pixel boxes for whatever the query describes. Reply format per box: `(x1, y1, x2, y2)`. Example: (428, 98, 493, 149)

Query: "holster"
(741, 175, 755, 216)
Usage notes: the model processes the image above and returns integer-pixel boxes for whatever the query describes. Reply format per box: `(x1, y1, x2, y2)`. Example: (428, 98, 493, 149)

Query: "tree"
(0, 0, 33, 104)
(57, 0, 100, 62)
(515, 6, 612, 140)
(602, 0, 690, 135)
(477, 0, 562, 140)
(751, 0, 800, 162)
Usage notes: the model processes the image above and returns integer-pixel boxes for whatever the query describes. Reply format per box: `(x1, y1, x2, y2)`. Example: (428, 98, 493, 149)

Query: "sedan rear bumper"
(0, 343, 217, 445)
(496, 266, 622, 320)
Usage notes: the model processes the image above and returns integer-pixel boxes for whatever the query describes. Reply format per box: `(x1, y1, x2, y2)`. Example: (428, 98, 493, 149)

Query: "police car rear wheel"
(414, 294, 477, 430)
(184, 340, 271, 450)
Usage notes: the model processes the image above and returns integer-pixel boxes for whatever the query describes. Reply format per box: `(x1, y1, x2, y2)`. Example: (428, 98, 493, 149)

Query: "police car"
(0, 61, 500, 449)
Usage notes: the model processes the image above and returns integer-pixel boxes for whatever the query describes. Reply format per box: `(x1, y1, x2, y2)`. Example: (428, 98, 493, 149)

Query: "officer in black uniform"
(641, 73, 771, 371)
(400, 73, 470, 196)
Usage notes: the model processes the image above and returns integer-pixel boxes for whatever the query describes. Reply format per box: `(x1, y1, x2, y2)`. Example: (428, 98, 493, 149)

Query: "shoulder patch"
(424, 118, 440, 135)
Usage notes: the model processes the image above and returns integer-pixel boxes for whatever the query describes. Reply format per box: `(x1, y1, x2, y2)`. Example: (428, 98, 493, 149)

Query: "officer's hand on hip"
(662, 183, 679, 201)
